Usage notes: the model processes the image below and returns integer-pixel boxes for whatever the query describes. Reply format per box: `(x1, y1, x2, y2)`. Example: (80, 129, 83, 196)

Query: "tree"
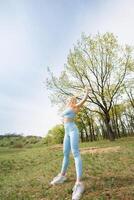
(75, 107, 97, 142)
(45, 124, 64, 144)
(46, 32, 134, 141)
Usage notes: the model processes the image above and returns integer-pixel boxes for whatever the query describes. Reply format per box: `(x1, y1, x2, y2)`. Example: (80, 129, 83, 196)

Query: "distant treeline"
(0, 134, 44, 148)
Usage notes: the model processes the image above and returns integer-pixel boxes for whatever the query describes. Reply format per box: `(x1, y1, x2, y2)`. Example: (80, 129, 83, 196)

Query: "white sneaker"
(50, 173, 67, 185)
(72, 182, 85, 200)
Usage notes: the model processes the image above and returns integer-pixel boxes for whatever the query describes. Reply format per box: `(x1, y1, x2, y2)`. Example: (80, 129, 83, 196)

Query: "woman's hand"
(76, 86, 90, 107)
(83, 86, 90, 93)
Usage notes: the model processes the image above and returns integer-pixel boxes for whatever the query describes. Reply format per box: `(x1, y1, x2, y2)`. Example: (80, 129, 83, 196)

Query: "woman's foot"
(72, 182, 85, 200)
(50, 173, 67, 185)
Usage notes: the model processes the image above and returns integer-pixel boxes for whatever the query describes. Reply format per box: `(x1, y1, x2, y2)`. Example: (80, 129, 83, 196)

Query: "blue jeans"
(61, 122, 82, 179)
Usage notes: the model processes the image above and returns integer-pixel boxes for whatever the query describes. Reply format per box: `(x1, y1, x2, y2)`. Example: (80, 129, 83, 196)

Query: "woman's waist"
(64, 120, 78, 130)
(63, 117, 75, 123)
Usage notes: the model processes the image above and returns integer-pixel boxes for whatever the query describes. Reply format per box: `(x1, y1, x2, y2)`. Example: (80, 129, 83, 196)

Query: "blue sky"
(0, 0, 134, 136)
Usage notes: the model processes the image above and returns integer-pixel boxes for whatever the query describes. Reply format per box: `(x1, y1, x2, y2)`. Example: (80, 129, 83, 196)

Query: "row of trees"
(45, 32, 134, 142)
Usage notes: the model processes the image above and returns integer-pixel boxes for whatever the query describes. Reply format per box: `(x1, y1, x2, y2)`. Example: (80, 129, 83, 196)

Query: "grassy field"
(0, 137, 134, 200)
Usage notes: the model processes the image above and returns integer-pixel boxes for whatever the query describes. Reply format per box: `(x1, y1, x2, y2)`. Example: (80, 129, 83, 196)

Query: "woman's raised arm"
(76, 87, 90, 108)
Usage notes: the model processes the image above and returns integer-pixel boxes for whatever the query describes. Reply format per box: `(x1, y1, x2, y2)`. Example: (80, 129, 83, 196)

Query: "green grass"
(0, 137, 134, 200)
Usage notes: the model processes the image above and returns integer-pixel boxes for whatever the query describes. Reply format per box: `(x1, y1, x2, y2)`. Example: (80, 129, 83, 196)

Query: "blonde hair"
(67, 96, 77, 106)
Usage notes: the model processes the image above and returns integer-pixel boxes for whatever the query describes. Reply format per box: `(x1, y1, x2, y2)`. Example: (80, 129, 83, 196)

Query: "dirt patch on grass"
(80, 146, 121, 154)
(49, 144, 63, 150)
(50, 145, 121, 154)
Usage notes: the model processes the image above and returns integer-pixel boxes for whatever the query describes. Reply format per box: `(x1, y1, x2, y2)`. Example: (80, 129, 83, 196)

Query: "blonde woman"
(50, 87, 89, 200)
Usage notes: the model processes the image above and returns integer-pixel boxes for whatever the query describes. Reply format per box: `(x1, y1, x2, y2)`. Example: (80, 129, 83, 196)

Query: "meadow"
(0, 136, 134, 200)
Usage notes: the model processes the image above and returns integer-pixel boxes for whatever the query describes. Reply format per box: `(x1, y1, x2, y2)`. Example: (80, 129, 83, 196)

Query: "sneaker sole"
(50, 178, 67, 185)
(72, 189, 85, 200)
(72, 196, 81, 200)
(72, 194, 82, 200)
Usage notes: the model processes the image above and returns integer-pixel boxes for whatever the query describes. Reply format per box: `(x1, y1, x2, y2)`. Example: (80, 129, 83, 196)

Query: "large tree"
(46, 32, 134, 141)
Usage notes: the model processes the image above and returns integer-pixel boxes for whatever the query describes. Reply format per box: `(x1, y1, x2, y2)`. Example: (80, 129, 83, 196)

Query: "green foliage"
(43, 134, 53, 145)
(44, 124, 64, 144)
(47, 32, 133, 108)
(0, 134, 43, 148)
(46, 32, 134, 141)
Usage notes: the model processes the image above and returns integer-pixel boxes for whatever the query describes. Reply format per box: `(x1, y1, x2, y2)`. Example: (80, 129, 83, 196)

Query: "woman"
(50, 87, 89, 200)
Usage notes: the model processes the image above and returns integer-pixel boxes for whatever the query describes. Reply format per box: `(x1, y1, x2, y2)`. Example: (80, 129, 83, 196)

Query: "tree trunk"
(100, 120, 107, 139)
(80, 130, 84, 142)
(81, 118, 89, 141)
(86, 114, 94, 141)
(104, 113, 115, 141)
(111, 106, 120, 138)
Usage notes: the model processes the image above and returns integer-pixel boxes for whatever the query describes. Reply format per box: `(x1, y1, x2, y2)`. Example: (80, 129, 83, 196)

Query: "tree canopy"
(46, 32, 134, 141)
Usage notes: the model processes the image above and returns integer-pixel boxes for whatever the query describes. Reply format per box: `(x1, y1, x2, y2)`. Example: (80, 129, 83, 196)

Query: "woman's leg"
(70, 126, 82, 183)
(60, 131, 71, 176)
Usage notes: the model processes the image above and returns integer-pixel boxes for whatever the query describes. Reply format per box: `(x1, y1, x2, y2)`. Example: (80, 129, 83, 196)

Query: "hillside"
(0, 134, 43, 148)
(0, 137, 134, 200)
